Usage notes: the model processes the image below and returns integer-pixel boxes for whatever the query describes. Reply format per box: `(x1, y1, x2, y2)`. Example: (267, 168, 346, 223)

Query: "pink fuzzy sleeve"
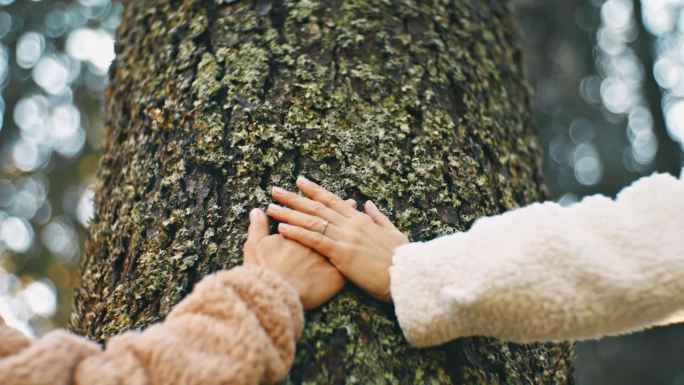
(0, 265, 303, 385)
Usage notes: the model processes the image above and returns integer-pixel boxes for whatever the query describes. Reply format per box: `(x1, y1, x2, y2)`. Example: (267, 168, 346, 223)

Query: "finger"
(267, 203, 341, 239)
(278, 223, 338, 259)
(247, 208, 269, 243)
(345, 199, 357, 208)
(364, 200, 398, 230)
(271, 187, 346, 223)
(296, 176, 358, 218)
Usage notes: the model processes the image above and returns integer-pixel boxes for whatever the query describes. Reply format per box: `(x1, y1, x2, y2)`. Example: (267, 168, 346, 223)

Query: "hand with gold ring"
(267, 176, 409, 302)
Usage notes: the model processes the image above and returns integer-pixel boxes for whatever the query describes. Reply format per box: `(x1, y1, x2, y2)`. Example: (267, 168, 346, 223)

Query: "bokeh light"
(516, 0, 684, 383)
(0, 0, 119, 336)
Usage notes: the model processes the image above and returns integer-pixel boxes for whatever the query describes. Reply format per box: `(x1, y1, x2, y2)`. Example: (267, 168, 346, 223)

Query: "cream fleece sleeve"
(390, 173, 684, 346)
(0, 265, 303, 385)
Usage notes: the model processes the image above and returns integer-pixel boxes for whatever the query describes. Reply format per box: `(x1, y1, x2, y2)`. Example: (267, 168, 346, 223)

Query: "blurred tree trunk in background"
(70, 0, 574, 383)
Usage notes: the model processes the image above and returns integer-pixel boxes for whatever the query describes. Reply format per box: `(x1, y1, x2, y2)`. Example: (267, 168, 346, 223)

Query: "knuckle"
(351, 213, 371, 226)
(306, 218, 319, 230)
(350, 232, 364, 245)
(312, 234, 325, 246)
(323, 195, 337, 206)
(311, 202, 325, 214)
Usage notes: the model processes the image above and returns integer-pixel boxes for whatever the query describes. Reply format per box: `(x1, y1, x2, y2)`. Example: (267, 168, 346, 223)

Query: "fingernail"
(278, 223, 291, 232)
(272, 187, 285, 196)
(366, 200, 377, 210)
(297, 175, 311, 184)
(268, 203, 282, 212)
(250, 208, 262, 221)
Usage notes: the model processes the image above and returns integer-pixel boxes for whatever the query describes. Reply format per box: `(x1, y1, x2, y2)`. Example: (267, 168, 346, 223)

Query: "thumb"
(247, 208, 269, 243)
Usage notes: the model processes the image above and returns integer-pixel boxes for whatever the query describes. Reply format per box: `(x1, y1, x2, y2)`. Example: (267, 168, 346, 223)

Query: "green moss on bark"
(71, 0, 574, 383)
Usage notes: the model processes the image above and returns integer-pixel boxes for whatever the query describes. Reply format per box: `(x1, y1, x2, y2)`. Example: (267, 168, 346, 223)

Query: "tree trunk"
(70, 0, 574, 383)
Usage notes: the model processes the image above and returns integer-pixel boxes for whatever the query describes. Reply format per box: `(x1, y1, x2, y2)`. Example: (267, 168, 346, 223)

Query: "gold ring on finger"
(320, 220, 330, 235)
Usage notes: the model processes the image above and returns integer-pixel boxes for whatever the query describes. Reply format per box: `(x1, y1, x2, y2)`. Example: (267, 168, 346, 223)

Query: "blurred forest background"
(0, 0, 682, 384)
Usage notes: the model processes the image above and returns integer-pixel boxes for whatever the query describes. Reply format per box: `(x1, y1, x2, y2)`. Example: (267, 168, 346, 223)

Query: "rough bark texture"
(70, 0, 575, 383)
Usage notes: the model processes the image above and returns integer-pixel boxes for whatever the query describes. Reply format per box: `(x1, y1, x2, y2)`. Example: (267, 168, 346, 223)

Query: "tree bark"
(70, 0, 574, 383)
